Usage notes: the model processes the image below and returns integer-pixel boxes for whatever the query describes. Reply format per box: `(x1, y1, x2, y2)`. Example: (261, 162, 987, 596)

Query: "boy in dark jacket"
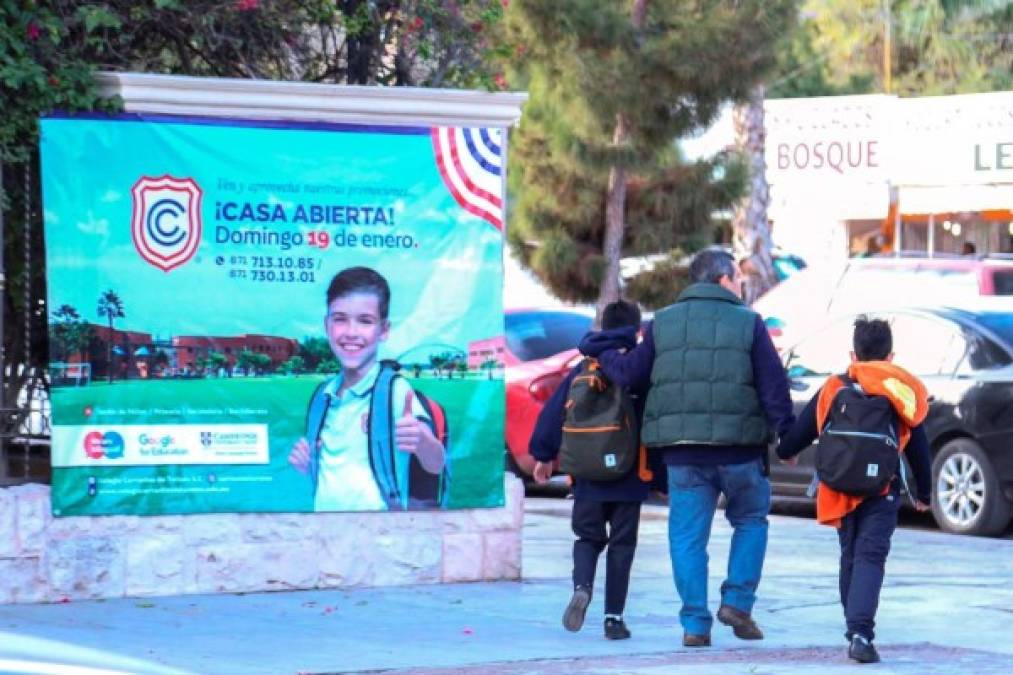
(530, 300, 659, 641)
(776, 316, 933, 664)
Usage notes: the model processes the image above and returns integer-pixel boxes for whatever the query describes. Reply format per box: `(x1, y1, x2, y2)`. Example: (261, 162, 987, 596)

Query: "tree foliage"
(279, 355, 306, 375)
(49, 304, 91, 362)
(769, 0, 1011, 98)
(502, 0, 796, 309)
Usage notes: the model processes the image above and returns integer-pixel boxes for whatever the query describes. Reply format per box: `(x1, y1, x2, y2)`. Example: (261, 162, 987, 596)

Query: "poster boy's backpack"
(306, 360, 450, 510)
(815, 374, 899, 497)
(558, 359, 638, 481)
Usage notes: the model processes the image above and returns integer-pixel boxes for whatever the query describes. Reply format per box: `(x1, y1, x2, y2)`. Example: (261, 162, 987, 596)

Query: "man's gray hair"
(689, 248, 737, 284)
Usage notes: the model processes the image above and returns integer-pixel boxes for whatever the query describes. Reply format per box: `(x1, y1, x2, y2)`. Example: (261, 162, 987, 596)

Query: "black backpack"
(815, 374, 899, 496)
(558, 359, 638, 481)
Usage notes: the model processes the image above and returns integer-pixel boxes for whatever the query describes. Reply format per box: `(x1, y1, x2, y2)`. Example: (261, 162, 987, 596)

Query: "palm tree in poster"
(97, 290, 125, 383)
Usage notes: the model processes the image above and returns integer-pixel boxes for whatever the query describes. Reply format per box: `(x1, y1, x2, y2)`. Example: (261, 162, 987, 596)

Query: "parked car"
(504, 308, 593, 475)
(755, 255, 1013, 351)
(771, 302, 1013, 536)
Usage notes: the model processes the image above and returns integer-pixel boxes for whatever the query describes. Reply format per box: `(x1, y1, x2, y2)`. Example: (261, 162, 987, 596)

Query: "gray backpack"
(558, 359, 638, 481)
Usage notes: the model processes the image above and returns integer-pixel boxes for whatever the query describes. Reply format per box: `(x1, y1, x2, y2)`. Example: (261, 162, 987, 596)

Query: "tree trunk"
(596, 115, 629, 325)
(107, 316, 113, 383)
(595, 0, 648, 326)
(732, 84, 777, 305)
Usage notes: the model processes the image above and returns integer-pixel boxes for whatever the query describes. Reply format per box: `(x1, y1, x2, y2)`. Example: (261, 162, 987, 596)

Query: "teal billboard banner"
(40, 115, 506, 516)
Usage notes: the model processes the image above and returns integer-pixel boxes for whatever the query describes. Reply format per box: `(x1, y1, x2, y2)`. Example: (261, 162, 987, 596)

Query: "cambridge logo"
(130, 175, 203, 272)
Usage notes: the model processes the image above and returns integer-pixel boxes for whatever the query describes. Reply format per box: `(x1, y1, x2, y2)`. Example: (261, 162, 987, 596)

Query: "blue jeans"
(667, 458, 771, 635)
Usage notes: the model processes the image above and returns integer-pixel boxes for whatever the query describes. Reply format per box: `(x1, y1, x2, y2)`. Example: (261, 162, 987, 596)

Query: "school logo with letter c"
(131, 175, 203, 272)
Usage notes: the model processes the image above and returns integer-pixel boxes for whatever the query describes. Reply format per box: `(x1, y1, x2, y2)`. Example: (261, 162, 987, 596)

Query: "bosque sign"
(764, 95, 893, 184)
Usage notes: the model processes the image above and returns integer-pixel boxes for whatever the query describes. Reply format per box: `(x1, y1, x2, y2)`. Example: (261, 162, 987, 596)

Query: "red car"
(503, 308, 593, 475)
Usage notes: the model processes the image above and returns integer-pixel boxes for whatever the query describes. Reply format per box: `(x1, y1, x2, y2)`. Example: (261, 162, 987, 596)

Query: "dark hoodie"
(529, 326, 660, 502)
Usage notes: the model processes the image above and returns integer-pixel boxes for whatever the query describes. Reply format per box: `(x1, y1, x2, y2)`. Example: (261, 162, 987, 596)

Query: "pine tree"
(503, 0, 797, 314)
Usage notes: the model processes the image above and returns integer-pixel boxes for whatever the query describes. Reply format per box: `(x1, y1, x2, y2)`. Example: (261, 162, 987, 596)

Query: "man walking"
(580, 248, 793, 647)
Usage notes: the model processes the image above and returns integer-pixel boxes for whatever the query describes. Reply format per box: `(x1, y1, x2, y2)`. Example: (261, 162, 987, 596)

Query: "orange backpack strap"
(816, 375, 846, 431)
(637, 445, 653, 482)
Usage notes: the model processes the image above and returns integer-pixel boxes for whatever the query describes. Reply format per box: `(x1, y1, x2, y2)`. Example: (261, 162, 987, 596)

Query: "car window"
(956, 333, 1011, 374)
(785, 318, 854, 378)
(954, 313, 1013, 373)
(505, 311, 593, 362)
(992, 270, 1013, 296)
(974, 312, 1013, 349)
(889, 314, 961, 376)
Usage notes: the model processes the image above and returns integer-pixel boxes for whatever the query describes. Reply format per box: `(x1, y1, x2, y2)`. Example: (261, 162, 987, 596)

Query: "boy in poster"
(288, 266, 446, 511)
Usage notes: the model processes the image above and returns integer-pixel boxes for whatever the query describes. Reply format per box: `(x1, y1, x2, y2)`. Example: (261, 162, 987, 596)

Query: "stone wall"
(0, 475, 524, 604)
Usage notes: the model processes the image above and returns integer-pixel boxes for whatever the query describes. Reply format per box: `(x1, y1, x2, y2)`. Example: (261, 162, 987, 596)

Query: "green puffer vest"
(641, 283, 772, 448)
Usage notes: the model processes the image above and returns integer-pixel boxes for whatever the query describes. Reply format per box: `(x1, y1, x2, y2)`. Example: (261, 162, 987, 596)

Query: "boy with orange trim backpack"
(530, 300, 663, 641)
(776, 316, 933, 664)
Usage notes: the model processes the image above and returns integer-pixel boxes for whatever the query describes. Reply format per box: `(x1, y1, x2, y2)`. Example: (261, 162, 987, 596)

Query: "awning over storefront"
(898, 184, 1013, 217)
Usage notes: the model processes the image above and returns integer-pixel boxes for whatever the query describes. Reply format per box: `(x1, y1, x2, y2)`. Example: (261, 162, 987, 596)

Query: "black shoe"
(562, 587, 591, 632)
(848, 635, 880, 664)
(604, 618, 631, 640)
(717, 604, 764, 640)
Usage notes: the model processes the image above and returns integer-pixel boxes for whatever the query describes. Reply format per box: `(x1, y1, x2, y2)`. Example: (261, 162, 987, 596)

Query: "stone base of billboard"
(0, 475, 524, 604)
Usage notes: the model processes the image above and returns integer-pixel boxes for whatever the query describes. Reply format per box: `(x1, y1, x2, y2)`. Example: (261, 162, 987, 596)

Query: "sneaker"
(848, 635, 880, 664)
(717, 604, 764, 640)
(682, 632, 711, 647)
(604, 617, 631, 640)
(562, 587, 591, 632)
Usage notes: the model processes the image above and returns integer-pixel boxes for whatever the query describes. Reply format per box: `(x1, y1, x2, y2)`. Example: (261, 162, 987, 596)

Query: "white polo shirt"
(313, 363, 430, 512)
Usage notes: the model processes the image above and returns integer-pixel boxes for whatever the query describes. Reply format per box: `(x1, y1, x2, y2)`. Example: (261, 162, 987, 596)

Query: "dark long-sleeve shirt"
(776, 390, 933, 504)
(581, 315, 795, 467)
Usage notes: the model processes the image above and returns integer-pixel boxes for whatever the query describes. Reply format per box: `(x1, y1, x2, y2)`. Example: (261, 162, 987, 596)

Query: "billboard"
(41, 115, 506, 516)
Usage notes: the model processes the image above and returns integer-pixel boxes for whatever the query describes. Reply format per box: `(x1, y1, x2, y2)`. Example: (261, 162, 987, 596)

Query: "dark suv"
(773, 303, 1013, 537)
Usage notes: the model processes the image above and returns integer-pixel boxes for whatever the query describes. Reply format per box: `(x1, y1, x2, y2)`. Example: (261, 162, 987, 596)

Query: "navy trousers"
(571, 499, 641, 616)
(837, 485, 901, 641)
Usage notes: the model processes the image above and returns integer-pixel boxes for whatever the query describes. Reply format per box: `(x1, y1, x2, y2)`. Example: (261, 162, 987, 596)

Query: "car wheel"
(931, 438, 1012, 537)
(505, 448, 525, 477)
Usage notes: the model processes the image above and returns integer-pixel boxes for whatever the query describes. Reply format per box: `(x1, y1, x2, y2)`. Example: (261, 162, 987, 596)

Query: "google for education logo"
(138, 433, 175, 448)
(83, 431, 125, 460)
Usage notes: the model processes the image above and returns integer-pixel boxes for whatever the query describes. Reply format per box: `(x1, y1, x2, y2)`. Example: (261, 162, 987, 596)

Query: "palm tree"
(97, 290, 125, 383)
(732, 84, 778, 304)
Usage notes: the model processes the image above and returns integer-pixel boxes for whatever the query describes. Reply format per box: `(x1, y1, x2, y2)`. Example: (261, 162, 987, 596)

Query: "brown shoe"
(717, 604, 764, 640)
(682, 632, 712, 648)
(562, 587, 591, 632)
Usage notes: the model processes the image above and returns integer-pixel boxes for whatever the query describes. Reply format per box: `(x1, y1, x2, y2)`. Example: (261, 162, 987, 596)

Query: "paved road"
(1, 499, 1010, 674)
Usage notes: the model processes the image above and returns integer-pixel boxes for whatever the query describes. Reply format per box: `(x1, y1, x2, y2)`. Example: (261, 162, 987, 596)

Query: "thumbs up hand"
(394, 388, 446, 475)
(395, 390, 423, 454)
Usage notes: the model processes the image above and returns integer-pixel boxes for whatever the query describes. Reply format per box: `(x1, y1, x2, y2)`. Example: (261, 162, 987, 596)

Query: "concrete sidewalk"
(2, 500, 1011, 674)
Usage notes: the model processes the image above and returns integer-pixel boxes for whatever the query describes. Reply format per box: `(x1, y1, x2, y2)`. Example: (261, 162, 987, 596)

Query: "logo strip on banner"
(431, 127, 504, 231)
(51, 424, 269, 467)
